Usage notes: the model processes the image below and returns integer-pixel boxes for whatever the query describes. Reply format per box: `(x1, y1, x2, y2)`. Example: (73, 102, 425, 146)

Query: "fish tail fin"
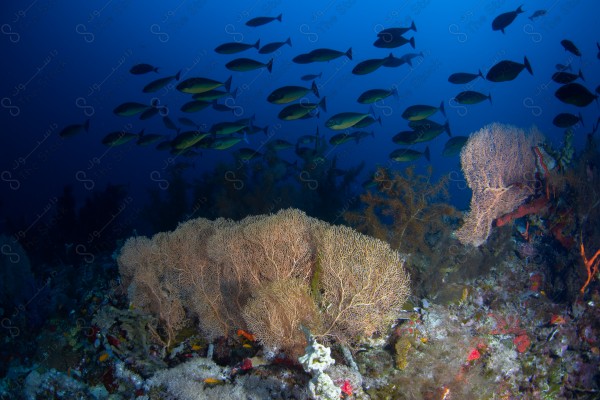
(368, 105, 375, 118)
(231, 87, 238, 99)
(312, 80, 320, 98)
(277, 13, 282, 22)
(377, 116, 383, 126)
(488, 93, 493, 105)
(266, 59, 273, 73)
(411, 20, 417, 32)
(254, 39, 260, 49)
(370, 130, 375, 138)
(439, 100, 446, 117)
(346, 47, 353, 60)
(154, 67, 160, 73)
(407, 58, 413, 67)
(524, 56, 533, 75)
(409, 36, 415, 49)
(286, 37, 292, 47)
(578, 69, 585, 81)
(391, 86, 399, 100)
(445, 121, 452, 137)
(262, 125, 269, 135)
(319, 96, 327, 112)
(317, 72, 322, 78)
(424, 146, 431, 162)
(243, 131, 249, 144)
(579, 112, 584, 127)
(84, 119, 90, 132)
(478, 69, 484, 78)
(528, 16, 533, 21)
(516, 5, 524, 13)
(224, 76, 233, 92)
(174, 70, 181, 81)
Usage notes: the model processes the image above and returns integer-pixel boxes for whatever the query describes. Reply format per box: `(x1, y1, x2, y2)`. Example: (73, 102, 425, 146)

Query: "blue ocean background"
(1, 0, 597, 224)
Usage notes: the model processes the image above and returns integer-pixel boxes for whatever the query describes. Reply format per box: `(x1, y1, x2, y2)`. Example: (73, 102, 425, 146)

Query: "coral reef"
(117, 208, 410, 355)
(455, 123, 544, 247)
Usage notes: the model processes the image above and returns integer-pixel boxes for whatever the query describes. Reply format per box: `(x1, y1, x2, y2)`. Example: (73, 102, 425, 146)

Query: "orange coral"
(580, 241, 600, 294)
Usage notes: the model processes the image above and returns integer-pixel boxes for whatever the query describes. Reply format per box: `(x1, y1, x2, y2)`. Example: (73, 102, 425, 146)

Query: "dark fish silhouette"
(373, 35, 415, 49)
(377, 21, 417, 37)
(139, 106, 160, 120)
(59, 119, 90, 138)
(454, 91, 492, 105)
(301, 72, 322, 81)
(561, 39, 581, 57)
(402, 102, 445, 121)
(553, 112, 583, 128)
(551, 69, 585, 84)
(492, 5, 524, 33)
(225, 58, 273, 72)
(259, 37, 292, 54)
(129, 63, 159, 74)
(113, 102, 149, 116)
(246, 14, 282, 27)
(555, 63, 572, 72)
(442, 136, 469, 157)
(528, 10, 546, 21)
(215, 40, 260, 54)
(177, 76, 232, 94)
(448, 70, 483, 84)
(267, 81, 320, 104)
(181, 100, 212, 113)
(357, 87, 398, 104)
(143, 71, 181, 93)
(409, 119, 452, 140)
(486, 56, 533, 82)
(555, 83, 598, 107)
(389, 146, 430, 162)
(102, 131, 139, 146)
(293, 48, 352, 64)
(352, 57, 387, 75)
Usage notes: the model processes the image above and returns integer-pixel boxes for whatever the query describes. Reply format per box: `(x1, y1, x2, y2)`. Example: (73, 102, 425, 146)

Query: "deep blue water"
(1, 0, 598, 229)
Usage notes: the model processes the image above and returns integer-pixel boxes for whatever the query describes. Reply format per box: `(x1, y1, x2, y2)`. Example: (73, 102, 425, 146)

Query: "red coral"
(241, 358, 253, 371)
(495, 196, 548, 227)
(513, 334, 531, 353)
(340, 379, 353, 396)
(467, 348, 481, 361)
(488, 314, 525, 336)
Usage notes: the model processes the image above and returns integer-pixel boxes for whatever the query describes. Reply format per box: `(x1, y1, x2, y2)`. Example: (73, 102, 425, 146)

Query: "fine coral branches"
(345, 165, 458, 254)
(117, 208, 410, 355)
